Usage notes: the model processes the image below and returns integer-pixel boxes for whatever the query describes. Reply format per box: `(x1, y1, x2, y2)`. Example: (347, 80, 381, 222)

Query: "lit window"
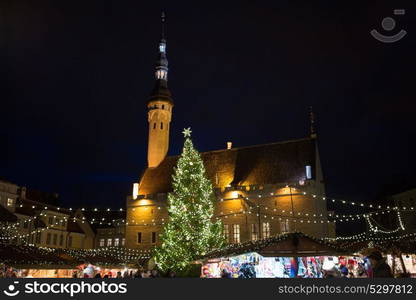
(107, 238, 112, 246)
(280, 219, 290, 233)
(114, 238, 120, 247)
(132, 183, 139, 199)
(251, 224, 258, 241)
(137, 232, 142, 244)
(7, 198, 13, 207)
(122, 238, 125, 246)
(151, 232, 156, 244)
(223, 224, 229, 242)
(155, 69, 167, 80)
(262, 222, 270, 238)
(159, 43, 166, 53)
(99, 239, 105, 247)
(306, 165, 312, 179)
(233, 224, 240, 243)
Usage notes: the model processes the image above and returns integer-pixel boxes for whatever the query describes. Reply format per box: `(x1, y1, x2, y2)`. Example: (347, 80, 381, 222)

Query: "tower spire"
(146, 11, 174, 168)
(149, 10, 171, 103)
(309, 106, 317, 138)
(161, 10, 166, 40)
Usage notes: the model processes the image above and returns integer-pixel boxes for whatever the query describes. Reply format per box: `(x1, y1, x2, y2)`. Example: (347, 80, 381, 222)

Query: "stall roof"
(204, 232, 343, 259)
(0, 243, 150, 268)
(0, 205, 18, 222)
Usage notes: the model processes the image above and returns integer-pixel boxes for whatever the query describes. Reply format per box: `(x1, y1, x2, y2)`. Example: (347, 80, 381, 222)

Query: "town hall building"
(125, 14, 335, 250)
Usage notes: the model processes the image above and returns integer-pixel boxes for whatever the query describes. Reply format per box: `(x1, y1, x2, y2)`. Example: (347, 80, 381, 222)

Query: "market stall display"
(201, 253, 371, 278)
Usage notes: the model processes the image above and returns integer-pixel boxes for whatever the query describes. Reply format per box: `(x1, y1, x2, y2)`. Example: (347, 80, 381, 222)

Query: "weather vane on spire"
(182, 127, 192, 138)
(309, 106, 317, 138)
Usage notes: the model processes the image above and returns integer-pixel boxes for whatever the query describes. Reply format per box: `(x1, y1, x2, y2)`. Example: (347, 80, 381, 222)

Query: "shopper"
(356, 263, 367, 278)
(368, 251, 393, 278)
(167, 270, 176, 278)
(220, 269, 232, 278)
(149, 269, 159, 278)
(134, 270, 142, 278)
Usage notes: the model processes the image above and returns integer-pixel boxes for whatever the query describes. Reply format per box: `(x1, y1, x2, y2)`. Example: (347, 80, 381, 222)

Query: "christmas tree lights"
(154, 128, 225, 272)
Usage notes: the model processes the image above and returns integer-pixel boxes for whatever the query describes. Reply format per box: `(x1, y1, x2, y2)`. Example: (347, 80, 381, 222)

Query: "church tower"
(147, 11, 173, 168)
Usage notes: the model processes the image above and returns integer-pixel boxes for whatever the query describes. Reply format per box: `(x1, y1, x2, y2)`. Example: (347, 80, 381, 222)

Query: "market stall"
(201, 233, 372, 278)
(0, 243, 150, 278)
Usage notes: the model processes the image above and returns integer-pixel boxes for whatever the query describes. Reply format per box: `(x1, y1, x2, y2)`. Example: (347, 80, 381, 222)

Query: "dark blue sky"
(1, 0, 415, 215)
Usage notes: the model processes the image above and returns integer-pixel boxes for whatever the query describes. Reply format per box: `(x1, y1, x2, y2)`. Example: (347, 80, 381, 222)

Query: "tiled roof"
(82, 211, 126, 231)
(138, 137, 316, 195)
(203, 232, 341, 259)
(15, 198, 70, 217)
(0, 205, 17, 222)
(67, 221, 85, 234)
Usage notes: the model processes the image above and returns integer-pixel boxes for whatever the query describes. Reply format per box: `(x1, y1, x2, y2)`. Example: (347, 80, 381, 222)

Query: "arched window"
(153, 123, 156, 129)
(161, 122, 163, 129)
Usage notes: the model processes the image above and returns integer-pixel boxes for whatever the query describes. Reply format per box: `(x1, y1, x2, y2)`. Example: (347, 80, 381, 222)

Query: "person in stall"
(368, 251, 393, 278)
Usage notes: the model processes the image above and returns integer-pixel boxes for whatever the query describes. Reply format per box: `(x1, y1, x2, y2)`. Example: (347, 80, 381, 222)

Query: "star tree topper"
(182, 127, 192, 138)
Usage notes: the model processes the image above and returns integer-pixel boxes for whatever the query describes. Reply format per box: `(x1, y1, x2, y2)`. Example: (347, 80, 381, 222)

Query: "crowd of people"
(0, 251, 410, 278)
(73, 269, 176, 278)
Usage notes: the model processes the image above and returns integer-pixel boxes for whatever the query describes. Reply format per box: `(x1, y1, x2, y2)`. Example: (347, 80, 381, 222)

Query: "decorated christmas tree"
(155, 128, 225, 273)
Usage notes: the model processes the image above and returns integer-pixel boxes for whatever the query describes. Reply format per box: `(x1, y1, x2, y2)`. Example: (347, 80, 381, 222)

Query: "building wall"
(147, 100, 173, 168)
(95, 225, 126, 248)
(126, 181, 334, 250)
(0, 180, 19, 213)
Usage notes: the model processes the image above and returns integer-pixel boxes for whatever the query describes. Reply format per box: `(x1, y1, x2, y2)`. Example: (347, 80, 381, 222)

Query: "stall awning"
(203, 232, 343, 259)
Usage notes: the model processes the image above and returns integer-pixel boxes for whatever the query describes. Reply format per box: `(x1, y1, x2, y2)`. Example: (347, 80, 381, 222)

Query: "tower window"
(161, 122, 163, 129)
(153, 123, 156, 129)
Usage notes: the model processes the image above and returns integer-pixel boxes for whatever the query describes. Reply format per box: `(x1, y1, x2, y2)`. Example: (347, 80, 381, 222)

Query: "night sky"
(1, 0, 415, 221)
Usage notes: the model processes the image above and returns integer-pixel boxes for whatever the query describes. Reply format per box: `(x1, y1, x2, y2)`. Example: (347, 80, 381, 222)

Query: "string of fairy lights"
(2, 186, 414, 246)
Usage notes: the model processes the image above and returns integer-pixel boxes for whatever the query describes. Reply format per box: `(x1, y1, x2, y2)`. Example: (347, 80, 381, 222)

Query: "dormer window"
(305, 165, 312, 179)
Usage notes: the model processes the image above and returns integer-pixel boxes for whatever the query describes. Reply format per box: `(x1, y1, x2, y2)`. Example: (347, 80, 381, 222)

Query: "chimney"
(133, 183, 139, 199)
(227, 141, 232, 150)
